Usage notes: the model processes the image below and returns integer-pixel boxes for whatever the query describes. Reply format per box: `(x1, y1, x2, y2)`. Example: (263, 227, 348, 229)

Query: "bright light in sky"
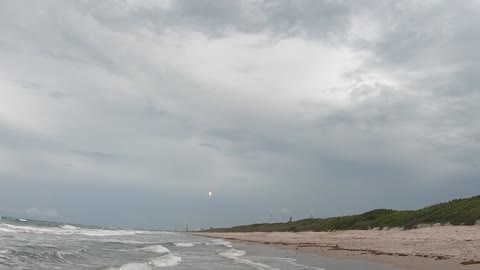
(0, 0, 479, 230)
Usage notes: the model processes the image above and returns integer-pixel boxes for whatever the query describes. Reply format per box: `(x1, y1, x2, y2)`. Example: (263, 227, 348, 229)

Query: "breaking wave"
(0, 218, 330, 270)
(206, 239, 232, 247)
(104, 254, 182, 270)
(138, 244, 170, 254)
(173, 242, 195, 247)
(149, 254, 182, 267)
(219, 248, 279, 270)
(0, 223, 145, 236)
(60, 224, 78, 230)
(107, 244, 181, 269)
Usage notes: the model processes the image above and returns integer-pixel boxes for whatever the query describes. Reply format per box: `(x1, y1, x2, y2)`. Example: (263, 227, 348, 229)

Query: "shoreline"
(193, 225, 480, 270)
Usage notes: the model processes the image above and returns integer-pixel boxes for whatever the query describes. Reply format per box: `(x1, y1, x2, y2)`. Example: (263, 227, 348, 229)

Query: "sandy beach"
(194, 225, 480, 270)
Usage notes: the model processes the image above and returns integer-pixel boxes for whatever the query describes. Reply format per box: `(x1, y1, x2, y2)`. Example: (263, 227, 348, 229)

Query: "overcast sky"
(1, 0, 479, 230)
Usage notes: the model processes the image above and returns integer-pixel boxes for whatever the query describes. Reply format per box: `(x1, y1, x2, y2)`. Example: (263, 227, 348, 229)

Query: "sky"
(1, 0, 480, 230)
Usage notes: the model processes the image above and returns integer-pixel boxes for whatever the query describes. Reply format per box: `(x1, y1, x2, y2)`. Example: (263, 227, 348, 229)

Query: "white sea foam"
(278, 257, 325, 270)
(149, 254, 182, 267)
(206, 239, 232, 247)
(0, 226, 16, 233)
(0, 223, 141, 236)
(19, 219, 27, 222)
(219, 248, 246, 258)
(104, 254, 182, 270)
(103, 239, 146, 245)
(173, 242, 195, 247)
(0, 221, 174, 237)
(135, 244, 182, 268)
(219, 249, 279, 270)
(75, 229, 140, 237)
(104, 262, 149, 270)
(55, 251, 68, 260)
(139, 244, 170, 254)
(60, 224, 79, 230)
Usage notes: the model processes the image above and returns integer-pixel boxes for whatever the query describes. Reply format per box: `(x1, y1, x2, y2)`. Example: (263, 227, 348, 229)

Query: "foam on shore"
(219, 248, 279, 270)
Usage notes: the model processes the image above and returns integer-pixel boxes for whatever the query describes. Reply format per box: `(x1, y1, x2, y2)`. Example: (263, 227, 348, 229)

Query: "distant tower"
(288, 216, 292, 223)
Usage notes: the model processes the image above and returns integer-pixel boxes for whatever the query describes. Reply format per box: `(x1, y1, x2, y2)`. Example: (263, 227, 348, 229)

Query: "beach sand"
(194, 225, 480, 270)
(236, 241, 405, 270)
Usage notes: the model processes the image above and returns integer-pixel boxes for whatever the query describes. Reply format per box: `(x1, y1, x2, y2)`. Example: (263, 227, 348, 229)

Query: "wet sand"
(194, 225, 480, 270)
(236, 241, 404, 270)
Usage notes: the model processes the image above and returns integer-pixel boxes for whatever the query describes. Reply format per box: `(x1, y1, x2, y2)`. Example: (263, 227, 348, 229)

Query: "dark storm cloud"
(0, 0, 479, 229)
(171, 0, 351, 38)
(86, 0, 352, 39)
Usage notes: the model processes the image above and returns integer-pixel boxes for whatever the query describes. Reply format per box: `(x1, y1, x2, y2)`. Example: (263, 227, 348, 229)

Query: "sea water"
(0, 217, 400, 270)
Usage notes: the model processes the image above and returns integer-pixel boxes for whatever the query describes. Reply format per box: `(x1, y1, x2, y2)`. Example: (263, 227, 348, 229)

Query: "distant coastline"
(194, 195, 480, 269)
(205, 195, 480, 232)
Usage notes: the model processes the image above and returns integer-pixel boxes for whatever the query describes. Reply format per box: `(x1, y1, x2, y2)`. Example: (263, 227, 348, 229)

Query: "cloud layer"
(1, 0, 479, 229)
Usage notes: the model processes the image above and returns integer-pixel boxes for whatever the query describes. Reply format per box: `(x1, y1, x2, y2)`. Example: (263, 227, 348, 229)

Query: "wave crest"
(149, 254, 182, 267)
(206, 239, 232, 247)
(139, 245, 170, 254)
(0, 223, 140, 236)
(219, 248, 278, 270)
(173, 242, 195, 247)
(104, 253, 181, 269)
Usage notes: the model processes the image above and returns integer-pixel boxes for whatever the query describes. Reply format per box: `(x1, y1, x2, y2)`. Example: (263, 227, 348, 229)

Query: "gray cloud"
(25, 208, 59, 218)
(70, 150, 118, 160)
(0, 0, 479, 229)
(198, 143, 221, 151)
(85, 0, 352, 39)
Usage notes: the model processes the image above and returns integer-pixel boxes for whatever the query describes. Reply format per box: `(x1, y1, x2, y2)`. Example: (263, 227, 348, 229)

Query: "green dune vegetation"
(207, 195, 480, 232)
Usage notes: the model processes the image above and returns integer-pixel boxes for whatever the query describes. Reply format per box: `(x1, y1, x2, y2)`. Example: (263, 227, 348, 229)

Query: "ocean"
(0, 217, 400, 270)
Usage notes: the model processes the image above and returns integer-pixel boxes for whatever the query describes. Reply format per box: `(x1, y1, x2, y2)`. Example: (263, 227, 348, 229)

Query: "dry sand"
(194, 225, 480, 270)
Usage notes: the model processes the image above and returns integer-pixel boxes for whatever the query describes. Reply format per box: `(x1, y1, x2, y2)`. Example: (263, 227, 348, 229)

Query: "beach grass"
(206, 195, 480, 232)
